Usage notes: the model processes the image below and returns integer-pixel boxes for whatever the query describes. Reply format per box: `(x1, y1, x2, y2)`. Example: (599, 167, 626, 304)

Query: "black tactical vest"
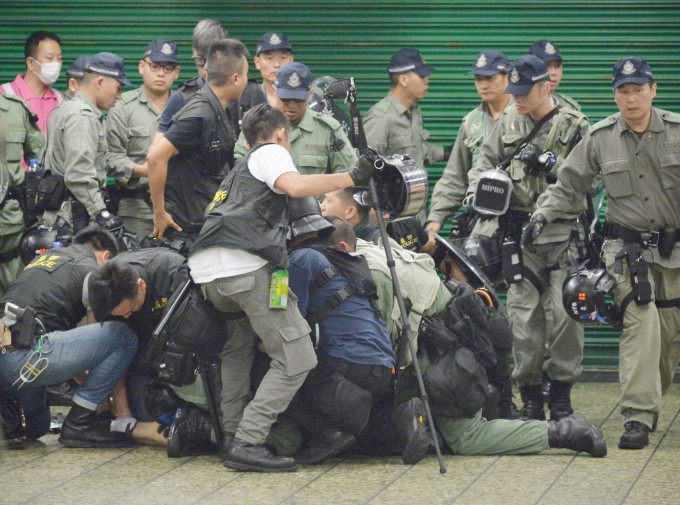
(1, 245, 98, 332)
(190, 144, 289, 268)
(166, 85, 236, 232)
(176, 77, 202, 105)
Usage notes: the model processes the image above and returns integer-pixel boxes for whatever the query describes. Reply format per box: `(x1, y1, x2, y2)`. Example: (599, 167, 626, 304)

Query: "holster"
(501, 238, 523, 284)
(659, 228, 677, 259)
(615, 244, 652, 306)
(36, 172, 67, 211)
(71, 199, 90, 233)
(10, 305, 39, 349)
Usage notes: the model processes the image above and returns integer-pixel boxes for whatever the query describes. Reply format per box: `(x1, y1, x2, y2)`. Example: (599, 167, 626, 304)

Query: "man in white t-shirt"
(187, 103, 377, 472)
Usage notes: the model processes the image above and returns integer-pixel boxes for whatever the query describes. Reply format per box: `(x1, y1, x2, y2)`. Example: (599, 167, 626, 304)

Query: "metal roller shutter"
(2, 0, 679, 369)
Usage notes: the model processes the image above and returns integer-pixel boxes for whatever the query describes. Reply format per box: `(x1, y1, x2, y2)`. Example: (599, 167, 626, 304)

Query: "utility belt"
(325, 356, 391, 382)
(606, 222, 680, 259)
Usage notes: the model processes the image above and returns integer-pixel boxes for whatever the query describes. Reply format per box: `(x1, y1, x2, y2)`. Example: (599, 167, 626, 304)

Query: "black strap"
(521, 266, 548, 295)
(310, 265, 336, 294)
(656, 298, 680, 309)
(307, 286, 354, 326)
(498, 105, 561, 170)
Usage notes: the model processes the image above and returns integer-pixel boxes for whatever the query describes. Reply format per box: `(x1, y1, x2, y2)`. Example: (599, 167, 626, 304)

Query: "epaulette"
(313, 110, 342, 130)
(120, 88, 141, 104)
(370, 98, 390, 115)
(590, 115, 618, 134)
(660, 110, 680, 124)
(79, 101, 96, 114)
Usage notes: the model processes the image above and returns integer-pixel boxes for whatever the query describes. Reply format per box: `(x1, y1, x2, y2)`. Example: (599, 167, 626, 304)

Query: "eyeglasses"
(144, 60, 178, 73)
(192, 55, 207, 67)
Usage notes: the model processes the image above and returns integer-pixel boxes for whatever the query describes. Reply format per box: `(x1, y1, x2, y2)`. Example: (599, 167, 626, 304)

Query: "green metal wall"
(2, 0, 679, 369)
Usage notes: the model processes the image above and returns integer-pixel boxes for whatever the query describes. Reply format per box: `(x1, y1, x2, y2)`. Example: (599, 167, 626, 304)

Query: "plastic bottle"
(27, 158, 40, 174)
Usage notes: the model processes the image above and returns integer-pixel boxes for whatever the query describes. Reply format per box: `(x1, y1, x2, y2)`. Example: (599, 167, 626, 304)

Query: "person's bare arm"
(274, 171, 354, 199)
(147, 136, 181, 238)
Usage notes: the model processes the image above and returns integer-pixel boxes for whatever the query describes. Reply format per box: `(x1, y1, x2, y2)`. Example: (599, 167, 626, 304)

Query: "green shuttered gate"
(2, 0, 680, 370)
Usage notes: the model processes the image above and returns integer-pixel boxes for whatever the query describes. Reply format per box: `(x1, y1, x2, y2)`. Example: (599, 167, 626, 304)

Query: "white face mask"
(31, 58, 61, 85)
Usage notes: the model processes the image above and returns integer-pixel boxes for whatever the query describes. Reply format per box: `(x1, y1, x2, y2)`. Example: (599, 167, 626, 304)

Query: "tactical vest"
(176, 77, 202, 105)
(502, 105, 587, 210)
(190, 144, 289, 268)
(1, 244, 97, 332)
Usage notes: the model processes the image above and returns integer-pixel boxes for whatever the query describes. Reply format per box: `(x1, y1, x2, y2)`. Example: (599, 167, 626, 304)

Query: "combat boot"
(394, 397, 430, 465)
(548, 413, 607, 457)
(294, 429, 356, 465)
(519, 384, 545, 421)
(548, 380, 574, 421)
(59, 404, 132, 448)
(618, 421, 650, 450)
(498, 381, 520, 420)
(222, 437, 297, 472)
(167, 404, 216, 458)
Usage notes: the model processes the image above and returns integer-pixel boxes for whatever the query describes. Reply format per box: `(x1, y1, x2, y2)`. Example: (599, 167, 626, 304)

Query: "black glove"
(95, 210, 124, 235)
(349, 148, 380, 185)
(515, 143, 556, 174)
(521, 214, 548, 251)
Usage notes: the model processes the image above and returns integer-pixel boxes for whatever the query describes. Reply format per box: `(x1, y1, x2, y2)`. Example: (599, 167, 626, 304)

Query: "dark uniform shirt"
(163, 85, 236, 234)
(1, 244, 98, 332)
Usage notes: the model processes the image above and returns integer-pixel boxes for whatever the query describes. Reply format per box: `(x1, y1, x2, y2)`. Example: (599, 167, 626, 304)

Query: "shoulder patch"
(121, 88, 141, 104)
(660, 110, 680, 124)
(590, 115, 618, 134)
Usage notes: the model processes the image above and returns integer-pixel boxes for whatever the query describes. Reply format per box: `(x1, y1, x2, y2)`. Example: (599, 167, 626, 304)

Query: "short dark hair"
(87, 261, 140, 322)
(334, 188, 370, 220)
(73, 226, 119, 257)
(241, 103, 290, 146)
(192, 19, 228, 56)
(389, 74, 400, 88)
(206, 39, 249, 86)
(325, 215, 357, 249)
(25, 31, 61, 59)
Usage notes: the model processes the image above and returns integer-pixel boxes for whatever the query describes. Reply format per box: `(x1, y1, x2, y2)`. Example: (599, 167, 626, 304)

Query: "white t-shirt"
(188, 143, 298, 283)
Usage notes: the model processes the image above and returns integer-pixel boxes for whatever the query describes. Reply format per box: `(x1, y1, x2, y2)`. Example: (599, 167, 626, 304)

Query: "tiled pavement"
(2, 383, 679, 505)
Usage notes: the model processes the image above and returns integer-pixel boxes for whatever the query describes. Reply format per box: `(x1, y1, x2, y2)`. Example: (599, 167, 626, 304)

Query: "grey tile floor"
(2, 383, 679, 505)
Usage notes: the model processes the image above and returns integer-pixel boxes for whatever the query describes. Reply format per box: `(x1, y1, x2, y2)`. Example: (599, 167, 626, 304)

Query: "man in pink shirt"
(1, 31, 65, 134)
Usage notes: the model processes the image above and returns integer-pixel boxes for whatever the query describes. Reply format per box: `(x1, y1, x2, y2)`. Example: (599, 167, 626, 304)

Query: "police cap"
(612, 57, 654, 89)
(276, 62, 312, 100)
(528, 40, 563, 64)
(467, 50, 510, 76)
(86, 52, 133, 87)
(144, 38, 179, 64)
(256, 32, 292, 56)
(66, 55, 91, 79)
(504, 54, 550, 96)
(388, 48, 434, 77)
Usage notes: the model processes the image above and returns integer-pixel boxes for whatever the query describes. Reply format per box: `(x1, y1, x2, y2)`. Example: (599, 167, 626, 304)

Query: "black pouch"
(501, 238, 523, 284)
(658, 228, 676, 259)
(155, 341, 198, 386)
(310, 372, 373, 434)
(629, 257, 653, 305)
(36, 172, 67, 211)
(71, 200, 90, 233)
(10, 305, 39, 349)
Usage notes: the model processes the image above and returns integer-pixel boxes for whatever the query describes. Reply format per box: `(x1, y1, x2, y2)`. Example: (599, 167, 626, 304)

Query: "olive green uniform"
(42, 91, 108, 231)
(553, 90, 581, 112)
(234, 108, 357, 174)
(0, 94, 45, 293)
(363, 91, 445, 168)
(106, 87, 164, 241)
(467, 102, 590, 387)
(535, 108, 680, 429)
(358, 238, 549, 455)
(428, 101, 511, 226)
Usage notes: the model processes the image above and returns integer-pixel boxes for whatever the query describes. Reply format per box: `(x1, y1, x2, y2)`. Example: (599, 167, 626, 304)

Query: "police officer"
(466, 54, 590, 421)
(0, 227, 136, 447)
(528, 40, 582, 112)
(234, 62, 358, 174)
(106, 39, 180, 243)
(253, 32, 293, 107)
(147, 39, 248, 249)
(41, 52, 132, 235)
(363, 48, 447, 170)
(525, 57, 680, 450)
(64, 55, 91, 100)
(0, 93, 44, 294)
(427, 50, 512, 234)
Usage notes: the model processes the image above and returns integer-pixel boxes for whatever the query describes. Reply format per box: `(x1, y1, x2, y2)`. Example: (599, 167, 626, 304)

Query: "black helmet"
(288, 197, 335, 240)
(20, 225, 59, 264)
(452, 235, 503, 288)
(562, 267, 622, 329)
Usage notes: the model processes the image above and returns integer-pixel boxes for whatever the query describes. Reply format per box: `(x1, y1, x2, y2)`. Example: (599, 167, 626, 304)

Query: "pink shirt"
(1, 74, 64, 134)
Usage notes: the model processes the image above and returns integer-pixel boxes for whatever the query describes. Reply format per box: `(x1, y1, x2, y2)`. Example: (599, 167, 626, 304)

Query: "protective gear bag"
(419, 316, 490, 419)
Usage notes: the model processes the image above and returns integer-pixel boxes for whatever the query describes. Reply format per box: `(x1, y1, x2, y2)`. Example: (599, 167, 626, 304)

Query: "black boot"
(58, 404, 132, 448)
(295, 429, 356, 465)
(394, 397, 430, 465)
(618, 421, 650, 450)
(222, 437, 297, 472)
(519, 385, 545, 421)
(548, 413, 607, 457)
(548, 380, 574, 421)
(167, 404, 216, 458)
(497, 381, 520, 420)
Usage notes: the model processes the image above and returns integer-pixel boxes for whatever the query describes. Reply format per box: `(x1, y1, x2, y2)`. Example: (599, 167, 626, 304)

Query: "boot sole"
(58, 436, 133, 449)
(618, 440, 649, 450)
(222, 459, 297, 473)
